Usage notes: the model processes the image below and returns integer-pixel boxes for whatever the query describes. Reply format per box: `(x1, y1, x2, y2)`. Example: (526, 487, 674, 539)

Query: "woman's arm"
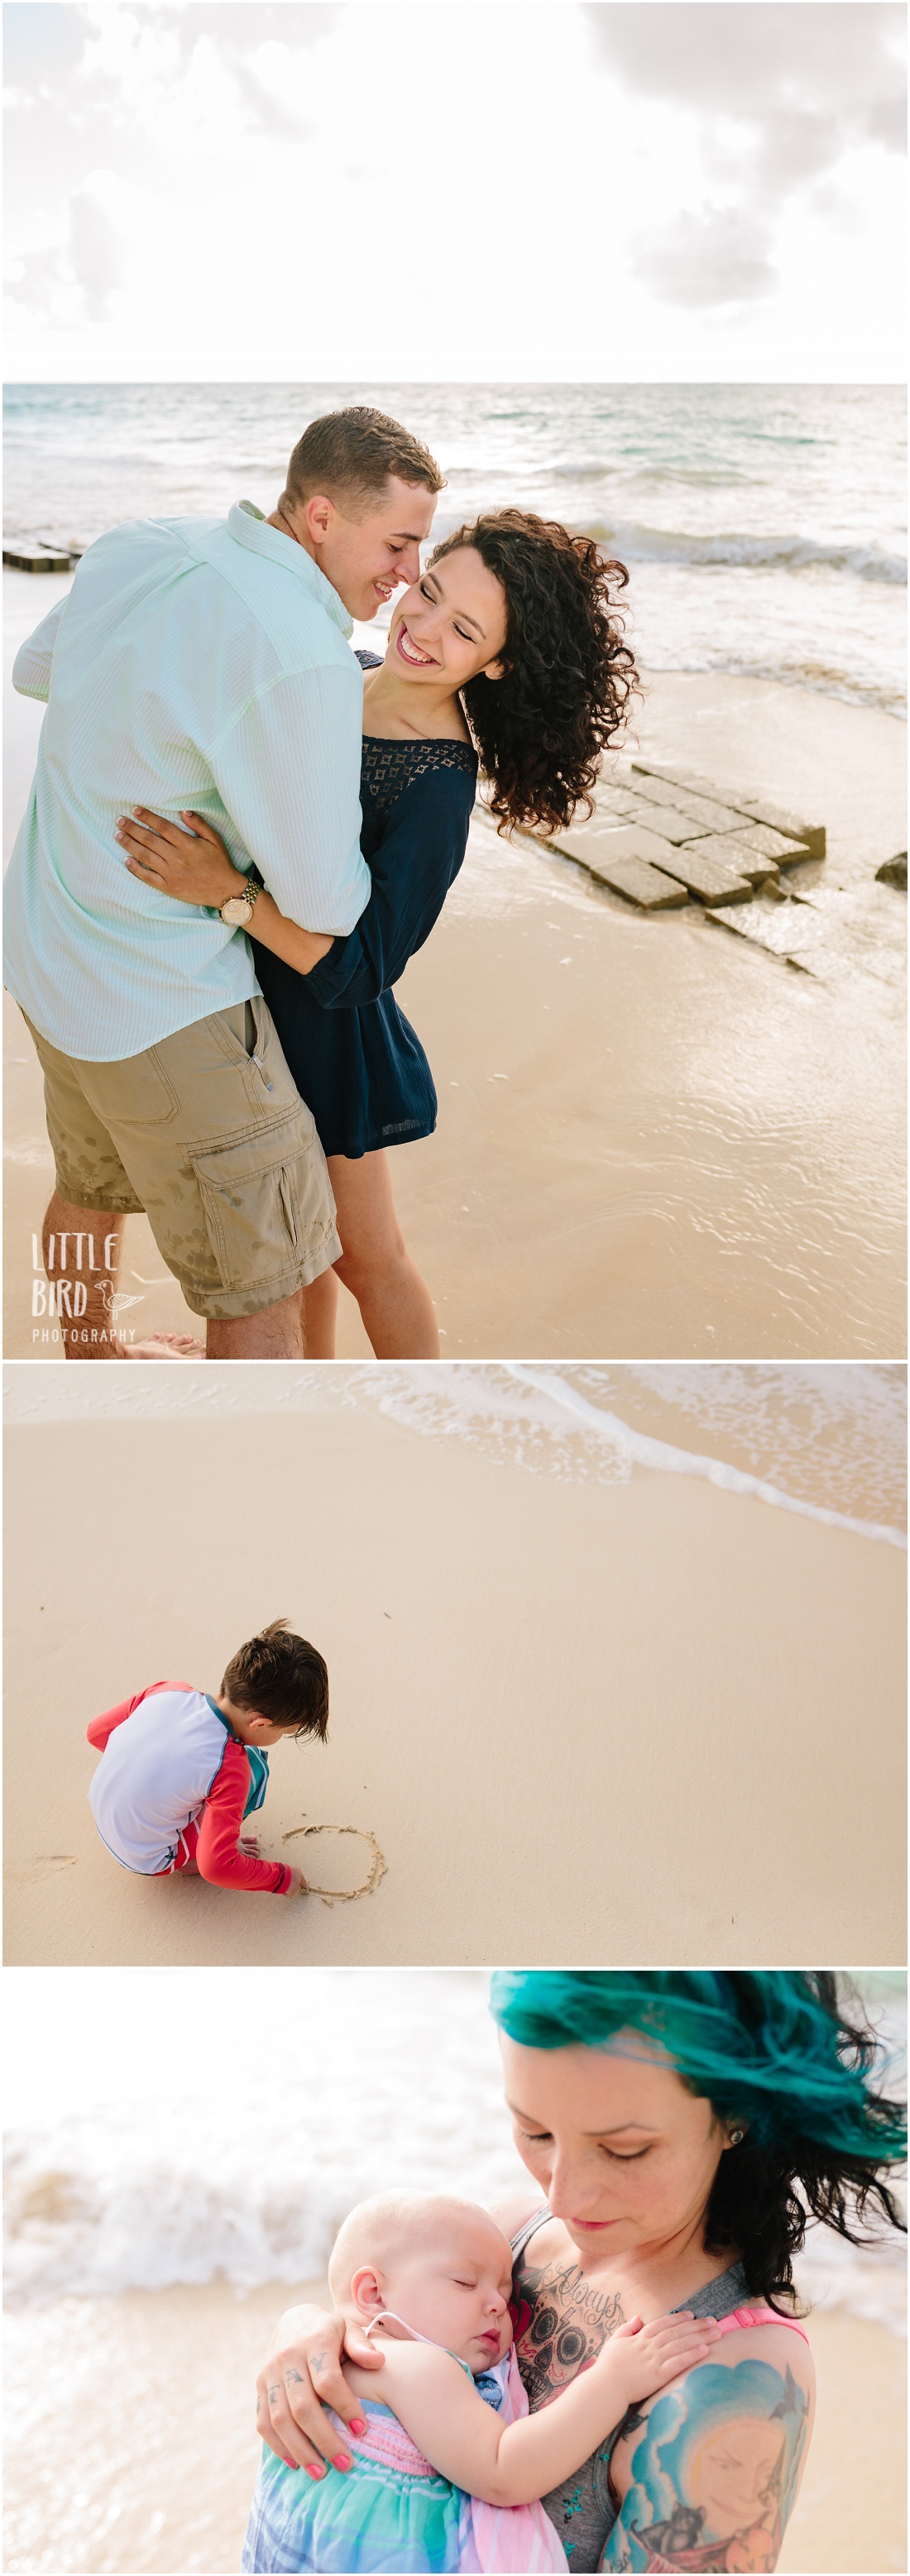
(372, 2314, 722, 2511)
(598, 2332, 815, 2572)
(255, 2304, 386, 2472)
(117, 766, 472, 1007)
(116, 810, 334, 976)
(299, 764, 473, 1008)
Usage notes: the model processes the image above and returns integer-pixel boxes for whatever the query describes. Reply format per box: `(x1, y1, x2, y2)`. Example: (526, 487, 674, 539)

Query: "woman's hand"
(255, 2303, 386, 2475)
(115, 805, 243, 910)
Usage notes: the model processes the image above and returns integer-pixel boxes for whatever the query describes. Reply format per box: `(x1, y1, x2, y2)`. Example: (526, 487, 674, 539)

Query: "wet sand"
(4, 568, 906, 1362)
(4, 1399, 905, 1966)
(2, 2279, 904, 2575)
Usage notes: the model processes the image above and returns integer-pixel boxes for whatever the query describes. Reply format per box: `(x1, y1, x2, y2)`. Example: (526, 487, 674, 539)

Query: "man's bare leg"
(41, 1192, 203, 1360)
(206, 1290, 306, 1359)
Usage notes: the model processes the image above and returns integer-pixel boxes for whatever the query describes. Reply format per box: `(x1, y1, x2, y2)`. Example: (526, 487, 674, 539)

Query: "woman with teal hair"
(255, 1974, 905, 2573)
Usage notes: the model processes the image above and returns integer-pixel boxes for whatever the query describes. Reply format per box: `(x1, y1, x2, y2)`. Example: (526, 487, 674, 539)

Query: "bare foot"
(117, 1333, 205, 1359)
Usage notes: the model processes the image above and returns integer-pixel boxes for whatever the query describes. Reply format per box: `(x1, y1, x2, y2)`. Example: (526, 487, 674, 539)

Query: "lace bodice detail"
(356, 648, 477, 816)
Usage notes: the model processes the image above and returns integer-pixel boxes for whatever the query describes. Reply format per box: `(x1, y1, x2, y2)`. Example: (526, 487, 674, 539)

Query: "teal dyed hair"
(488, 1971, 906, 2164)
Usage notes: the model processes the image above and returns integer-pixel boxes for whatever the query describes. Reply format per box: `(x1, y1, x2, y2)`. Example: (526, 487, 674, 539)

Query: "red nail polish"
(305, 2463, 325, 2482)
(349, 2418, 366, 2436)
(333, 2453, 352, 2472)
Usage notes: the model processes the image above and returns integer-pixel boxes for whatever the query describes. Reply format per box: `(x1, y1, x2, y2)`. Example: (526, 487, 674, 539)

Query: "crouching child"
(86, 1618, 327, 1896)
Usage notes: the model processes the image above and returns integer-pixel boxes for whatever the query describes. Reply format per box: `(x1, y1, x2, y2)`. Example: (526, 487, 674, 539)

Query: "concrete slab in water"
(576, 849, 689, 908)
(729, 821, 810, 864)
(633, 762, 826, 859)
(3, 541, 74, 573)
(620, 800, 712, 844)
(658, 847, 754, 906)
(691, 834, 781, 887)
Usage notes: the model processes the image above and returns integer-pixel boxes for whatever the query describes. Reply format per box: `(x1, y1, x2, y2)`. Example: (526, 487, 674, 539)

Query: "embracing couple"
(5, 405, 636, 1360)
(244, 1971, 905, 2574)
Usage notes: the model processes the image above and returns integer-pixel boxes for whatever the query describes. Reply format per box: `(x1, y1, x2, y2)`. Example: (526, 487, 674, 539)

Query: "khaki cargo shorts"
(22, 996, 341, 1320)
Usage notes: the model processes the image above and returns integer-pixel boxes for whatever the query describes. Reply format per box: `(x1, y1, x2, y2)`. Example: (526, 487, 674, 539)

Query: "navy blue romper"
(251, 656, 477, 1161)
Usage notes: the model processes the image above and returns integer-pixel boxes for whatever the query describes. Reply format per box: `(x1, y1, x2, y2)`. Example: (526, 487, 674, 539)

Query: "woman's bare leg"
(299, 1264, 340, 1359)
(314, 1151, 439, 1359)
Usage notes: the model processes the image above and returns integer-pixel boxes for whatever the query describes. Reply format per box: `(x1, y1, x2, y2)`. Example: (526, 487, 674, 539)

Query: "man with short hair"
(4, 407, 443, 1357)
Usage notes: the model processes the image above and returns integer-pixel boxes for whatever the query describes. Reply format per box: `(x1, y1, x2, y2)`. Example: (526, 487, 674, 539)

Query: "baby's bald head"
(328, 2193, 515, 2371)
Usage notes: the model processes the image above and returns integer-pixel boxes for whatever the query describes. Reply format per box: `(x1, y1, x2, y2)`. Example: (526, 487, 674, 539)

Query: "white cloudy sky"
(3, 0, 907, 380)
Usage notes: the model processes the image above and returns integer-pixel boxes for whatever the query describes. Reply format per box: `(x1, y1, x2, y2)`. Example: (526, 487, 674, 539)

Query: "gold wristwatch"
(219, 877, 261, 930)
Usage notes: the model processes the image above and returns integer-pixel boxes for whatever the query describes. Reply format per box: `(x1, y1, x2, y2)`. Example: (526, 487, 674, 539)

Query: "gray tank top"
(510, 2206, 750, 2572)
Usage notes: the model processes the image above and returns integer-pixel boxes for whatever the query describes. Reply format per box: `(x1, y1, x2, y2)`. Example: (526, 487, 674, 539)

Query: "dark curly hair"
(490, 1970, 906, 2314)
(429, 509, 638, 835)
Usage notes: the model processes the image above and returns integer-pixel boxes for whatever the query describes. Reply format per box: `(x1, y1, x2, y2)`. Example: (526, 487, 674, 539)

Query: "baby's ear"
(349, 2265, 385, 2317)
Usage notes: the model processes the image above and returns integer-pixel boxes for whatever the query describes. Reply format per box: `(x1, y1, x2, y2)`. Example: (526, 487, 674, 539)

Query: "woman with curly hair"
(117, 514, 635, 1357)
(253, 1971, 905, 2573)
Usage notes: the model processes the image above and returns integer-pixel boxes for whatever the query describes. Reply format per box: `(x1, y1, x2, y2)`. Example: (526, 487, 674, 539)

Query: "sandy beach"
(2, 2280, 904, 2576)
(4, 567, 906, 1362)
(4, 1391, 905, 1966)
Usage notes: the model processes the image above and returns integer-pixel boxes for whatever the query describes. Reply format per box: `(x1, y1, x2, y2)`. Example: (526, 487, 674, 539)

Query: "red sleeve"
(86, 1680, 191, 1751)
(195, 1739, 291, 1894)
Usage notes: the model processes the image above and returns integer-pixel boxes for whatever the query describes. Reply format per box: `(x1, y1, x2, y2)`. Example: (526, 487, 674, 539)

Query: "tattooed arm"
(600, 2328, 815, 2573)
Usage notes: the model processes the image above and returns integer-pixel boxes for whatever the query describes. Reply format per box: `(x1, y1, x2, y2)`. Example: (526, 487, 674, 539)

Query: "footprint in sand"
(280, 1823, 386, 1907)
(19, 1855, 78, 1881)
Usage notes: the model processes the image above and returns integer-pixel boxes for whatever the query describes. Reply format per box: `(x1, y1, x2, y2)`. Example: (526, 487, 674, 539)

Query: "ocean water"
(3, 382, 906, 716)
(5, 1361, 906, 1541)
(4, 1967, 906, 2334)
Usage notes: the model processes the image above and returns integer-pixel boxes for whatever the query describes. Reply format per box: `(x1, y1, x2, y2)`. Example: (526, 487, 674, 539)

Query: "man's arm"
(211, 662, 371, 937)
(12, 597, 68, 701)
(599, 2337, 815, 2573)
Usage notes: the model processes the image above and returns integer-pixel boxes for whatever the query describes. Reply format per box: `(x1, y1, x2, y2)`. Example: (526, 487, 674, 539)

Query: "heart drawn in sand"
(280, 1822, 386, 1906)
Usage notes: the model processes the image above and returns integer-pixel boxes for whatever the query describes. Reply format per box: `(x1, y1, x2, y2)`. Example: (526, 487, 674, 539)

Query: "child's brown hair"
(221, 1619, 328, 1739)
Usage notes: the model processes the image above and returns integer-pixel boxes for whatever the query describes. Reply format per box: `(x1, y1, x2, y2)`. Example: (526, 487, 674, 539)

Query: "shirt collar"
(228, 499, 353, 638)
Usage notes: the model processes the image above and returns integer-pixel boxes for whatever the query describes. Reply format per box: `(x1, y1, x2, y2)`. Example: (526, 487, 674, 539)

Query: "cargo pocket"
(189, 1119, 336, 1293)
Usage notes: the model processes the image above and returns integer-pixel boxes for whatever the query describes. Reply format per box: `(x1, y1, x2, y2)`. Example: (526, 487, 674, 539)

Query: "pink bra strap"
(714, 2304, 809, 2343)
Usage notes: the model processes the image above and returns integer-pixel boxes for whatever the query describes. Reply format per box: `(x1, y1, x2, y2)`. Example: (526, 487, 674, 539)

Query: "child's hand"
(282, 1865, 308, 1897)
(602, 2311, 723, 2406)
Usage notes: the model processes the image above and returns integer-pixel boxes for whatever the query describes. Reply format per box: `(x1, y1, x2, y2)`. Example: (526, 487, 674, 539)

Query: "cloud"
(632, 206, 777, 307)
(5, 180, 122, 323)
(586, 2, 906, 303)
(77, 0, 337, 137)
(585, 2, 906, 158)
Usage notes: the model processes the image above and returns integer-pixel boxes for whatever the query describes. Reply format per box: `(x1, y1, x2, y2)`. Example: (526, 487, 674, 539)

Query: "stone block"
(688, 835, 780, 887)
(580, 853, 690, 909)
(728, 822, 809, 864)
(548, 820, 688, 905)
(632, 762, 826, 859)
(658, 848, 754, 906)
(3, 538, 74, 572)
(875, 853, 908, 889)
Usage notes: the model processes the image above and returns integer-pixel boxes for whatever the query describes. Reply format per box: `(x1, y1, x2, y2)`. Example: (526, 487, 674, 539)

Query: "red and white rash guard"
(87, 1681, 291, 1892)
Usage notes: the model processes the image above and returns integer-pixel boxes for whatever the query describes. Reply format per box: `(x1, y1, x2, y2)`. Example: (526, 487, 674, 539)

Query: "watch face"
(223, 896, 252, 925)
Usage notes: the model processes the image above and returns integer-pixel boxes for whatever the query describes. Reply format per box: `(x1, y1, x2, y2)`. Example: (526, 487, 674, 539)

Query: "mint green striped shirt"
(3, 500, 371, 1060)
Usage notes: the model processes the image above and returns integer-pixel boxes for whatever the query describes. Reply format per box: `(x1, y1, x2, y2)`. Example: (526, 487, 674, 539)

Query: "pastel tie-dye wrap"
(242, 2348, 568, 2573)
(456, 2349, 568, 2572)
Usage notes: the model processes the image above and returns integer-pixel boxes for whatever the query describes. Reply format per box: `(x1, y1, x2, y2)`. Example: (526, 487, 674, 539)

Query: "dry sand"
(4, 1400, 905, 1965)
(4, 567, 906, 1361)
(3, 2279, 905, 2575)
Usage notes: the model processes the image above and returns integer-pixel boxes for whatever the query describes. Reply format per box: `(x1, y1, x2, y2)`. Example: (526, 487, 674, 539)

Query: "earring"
(730, 2128, 745, 2145)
